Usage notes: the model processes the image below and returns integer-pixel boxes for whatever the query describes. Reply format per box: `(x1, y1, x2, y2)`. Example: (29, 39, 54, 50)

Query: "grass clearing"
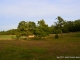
(0, 33, 80, 60)
(0, 35, 16, 40)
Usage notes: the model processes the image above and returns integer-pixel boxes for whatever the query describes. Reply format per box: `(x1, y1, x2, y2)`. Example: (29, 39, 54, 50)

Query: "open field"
(0, 33, 80, 60)
(0, 35, 16, 40)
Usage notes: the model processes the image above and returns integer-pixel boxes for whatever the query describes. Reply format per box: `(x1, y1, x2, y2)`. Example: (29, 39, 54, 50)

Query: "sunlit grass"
(0, 35, 16, 40)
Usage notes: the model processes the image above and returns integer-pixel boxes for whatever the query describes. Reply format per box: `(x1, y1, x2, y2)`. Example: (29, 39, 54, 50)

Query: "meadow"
(0, 32, 80, 60)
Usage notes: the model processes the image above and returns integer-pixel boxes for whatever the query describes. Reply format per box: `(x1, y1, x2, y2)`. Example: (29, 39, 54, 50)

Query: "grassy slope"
(0, 33, 80, 60)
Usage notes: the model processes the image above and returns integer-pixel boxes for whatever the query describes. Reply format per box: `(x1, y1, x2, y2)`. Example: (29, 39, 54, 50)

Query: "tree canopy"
(0, 16, 80, 39)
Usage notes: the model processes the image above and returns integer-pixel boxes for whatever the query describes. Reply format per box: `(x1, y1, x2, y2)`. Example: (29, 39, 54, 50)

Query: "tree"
(61, 21, 69, 33)
(55, 16, 65, 34)
(16, 21, 29, 38)
(34, 19, 49, 38)
(66, 21, 75, 32)
(0, 30, 6, 35)
(74, 20, 80, 31)
(16, 21, 36, 39)
(49, 25, 55, 34)
(6, 29, 17, 35)
(28, 21, 36, 35)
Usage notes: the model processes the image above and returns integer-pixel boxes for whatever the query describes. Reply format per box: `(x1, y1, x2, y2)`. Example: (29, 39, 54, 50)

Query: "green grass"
(0, 35, 15, 38)
(0, 33, 80, 60)
(0, 35, 16, 40)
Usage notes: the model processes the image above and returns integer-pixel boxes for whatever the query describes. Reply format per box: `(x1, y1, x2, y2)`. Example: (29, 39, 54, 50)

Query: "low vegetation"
(0, 33, 80, 60)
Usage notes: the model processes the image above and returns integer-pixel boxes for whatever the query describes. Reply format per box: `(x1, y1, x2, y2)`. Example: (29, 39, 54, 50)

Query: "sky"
(0, 0, 80, 31)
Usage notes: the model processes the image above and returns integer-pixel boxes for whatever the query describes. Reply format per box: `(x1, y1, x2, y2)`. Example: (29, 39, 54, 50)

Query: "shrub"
(55, 34, 59, 39)
(23, 38, 27, 40)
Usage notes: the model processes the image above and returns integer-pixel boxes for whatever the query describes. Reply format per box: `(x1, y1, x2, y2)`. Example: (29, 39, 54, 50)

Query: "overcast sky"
(0, 0, 80, 31)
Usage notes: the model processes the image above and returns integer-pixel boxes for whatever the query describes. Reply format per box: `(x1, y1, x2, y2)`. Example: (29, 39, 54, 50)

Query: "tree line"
(0, 16, 80, 38)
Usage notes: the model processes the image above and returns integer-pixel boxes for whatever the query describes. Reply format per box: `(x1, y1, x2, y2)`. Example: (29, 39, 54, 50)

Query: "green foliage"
(49, 25, 55, 34)
(0, 16, 80, 37)
(61, 19, 80, 32)
(55, 16, 65, 29)
(16, 21, 36, 39)
(55, 29, 62, 34)
(34, 19, 49, 38)
(17, 21, 28, 36)
(54, 16, 65, 34)
(0, 29, 17, 35)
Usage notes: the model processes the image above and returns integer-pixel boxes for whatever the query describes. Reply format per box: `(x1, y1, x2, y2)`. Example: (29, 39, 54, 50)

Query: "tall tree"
(55, 16, 65, 34)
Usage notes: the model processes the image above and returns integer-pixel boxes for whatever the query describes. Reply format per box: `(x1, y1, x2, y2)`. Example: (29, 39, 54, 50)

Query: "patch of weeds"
(31, 37, 47, 40)
(22, 38, 27, 40)
(32, 37, 41, 40)
(14, 38, 20, 40)
(31, 47, 47, 54)
(16, 49, 34, 60)
(20, 53, 33, 60)
(0, 47, 17, 60)
(74, 33, 80, 37)
(0, 47, 34, 60)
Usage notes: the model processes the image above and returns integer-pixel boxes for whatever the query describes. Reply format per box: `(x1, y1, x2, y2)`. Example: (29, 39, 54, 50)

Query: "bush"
(23, 38, 27, 40)
(32, 37, 41, 40)
(55, 34, 59, 39)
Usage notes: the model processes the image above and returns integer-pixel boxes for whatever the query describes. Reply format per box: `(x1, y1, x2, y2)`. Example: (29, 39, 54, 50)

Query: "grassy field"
(0, 33, 80, 60)
(0, 35, 16, 40)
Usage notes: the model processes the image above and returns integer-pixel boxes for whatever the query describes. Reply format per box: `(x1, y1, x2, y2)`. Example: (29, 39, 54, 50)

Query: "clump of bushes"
(55, 34, 59, 39)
